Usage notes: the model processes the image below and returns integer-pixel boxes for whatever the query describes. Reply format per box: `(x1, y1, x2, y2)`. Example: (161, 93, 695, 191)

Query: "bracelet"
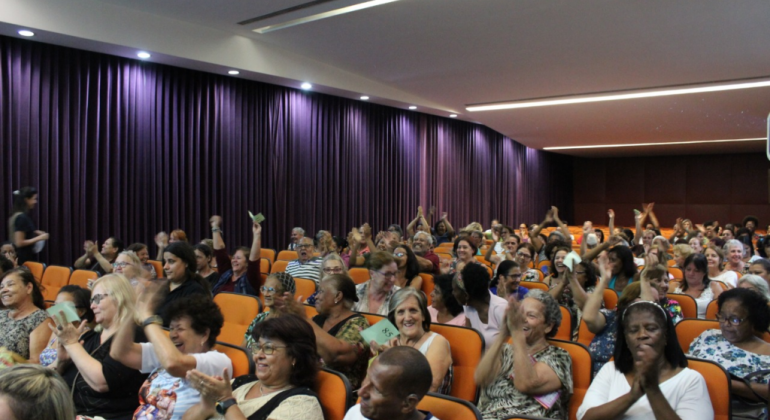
(141, 315, 163, 328)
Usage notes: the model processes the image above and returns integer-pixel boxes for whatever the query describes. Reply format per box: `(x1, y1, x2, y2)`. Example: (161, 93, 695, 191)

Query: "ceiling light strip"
(543, 137, 764, 151)
(254, 0, 399, 33)
(467, 79, 770, 112)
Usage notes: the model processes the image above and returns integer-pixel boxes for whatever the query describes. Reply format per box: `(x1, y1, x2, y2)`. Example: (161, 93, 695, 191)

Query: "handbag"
(730, 369, 770, 420)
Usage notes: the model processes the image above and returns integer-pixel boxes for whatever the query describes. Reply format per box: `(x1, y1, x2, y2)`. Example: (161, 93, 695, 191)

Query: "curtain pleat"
(0, 35, 572, 265)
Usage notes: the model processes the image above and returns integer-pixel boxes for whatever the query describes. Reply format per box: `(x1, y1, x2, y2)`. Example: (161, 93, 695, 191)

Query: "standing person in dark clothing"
(7, 187, 48, 265)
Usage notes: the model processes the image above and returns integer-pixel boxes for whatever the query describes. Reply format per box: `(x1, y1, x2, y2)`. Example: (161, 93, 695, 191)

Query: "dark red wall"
(573, 153, 770, 229)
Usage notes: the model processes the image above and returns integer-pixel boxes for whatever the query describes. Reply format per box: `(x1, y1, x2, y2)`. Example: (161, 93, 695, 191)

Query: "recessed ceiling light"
(17, 30, 34, 37)
(360, 96, 369, 100)
(409, 106, 417, 110)
(450, 114, 458, 118)
(542, 137, 764, 151)
(301, 82, 312, 90)
(254, 0, 400, 34)
(466, 78, 770, 112)
(228, 70, 240, 75)
(137, 51, 151, 59)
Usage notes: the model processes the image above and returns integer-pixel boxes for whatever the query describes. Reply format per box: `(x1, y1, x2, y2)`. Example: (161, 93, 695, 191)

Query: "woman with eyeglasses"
(111, 290, 232, 420)
(352, 251, 400, 315)
(183, 314, 323, 420)
(688, 288, 770, 413)
(490, 260, 528, 301)
(39, 285, 96, 367)
(112, 250, 147, 285)
(516, 243, 540, 282)
(393, 244, 422, 290)
(242, 273, 296, 349)
(50, 274, 148, 420)
(210, 216, 263, 297)
(0, 268, 52, 362)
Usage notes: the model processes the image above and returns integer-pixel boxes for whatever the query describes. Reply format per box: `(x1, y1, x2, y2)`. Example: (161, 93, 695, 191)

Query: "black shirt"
(12, 213, 36, 265)
(61, 330, 148, 420)
(155, 277, 210, 326)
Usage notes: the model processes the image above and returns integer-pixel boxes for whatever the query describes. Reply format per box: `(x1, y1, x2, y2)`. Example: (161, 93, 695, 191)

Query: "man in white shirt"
(343, 347, 441, 420)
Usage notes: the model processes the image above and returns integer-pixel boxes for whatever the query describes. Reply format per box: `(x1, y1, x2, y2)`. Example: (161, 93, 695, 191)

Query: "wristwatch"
(216, 397, 237, 415)
(141, 315, 163, 328)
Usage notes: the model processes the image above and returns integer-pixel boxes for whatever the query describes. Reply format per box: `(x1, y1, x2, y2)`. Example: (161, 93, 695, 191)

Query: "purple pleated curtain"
(0, 35, 572, 266)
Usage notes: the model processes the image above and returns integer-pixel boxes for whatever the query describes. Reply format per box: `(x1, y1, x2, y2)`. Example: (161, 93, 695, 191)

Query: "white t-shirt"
(464, 291, 508, 351)
(711, 270, 739, 288)
(135, 343, 233, 420)
(577, 362, 713, 420)
(344, 403, 442, 420)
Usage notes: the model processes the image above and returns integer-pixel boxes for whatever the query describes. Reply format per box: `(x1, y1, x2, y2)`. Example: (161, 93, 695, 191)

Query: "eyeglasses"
(375, 271, 397, 278)
(505, 273, 522, 279)
(394, 252, 405, 257)
(90, 293, 110, 305)
(516, 252, 532, 259)
(260, 286, 279, 294)
(112, 261, 130, 268)
(247, 342, 288, 355)
(323, 267, 344, 274)
(716, 313, 746, 326)
(297, 244, 313, 249)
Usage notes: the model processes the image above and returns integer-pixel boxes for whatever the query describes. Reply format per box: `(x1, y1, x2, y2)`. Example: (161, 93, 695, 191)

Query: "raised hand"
(86, 242, 99, 256)
(253, 221, 262, 236)
(607, 209, 615, 219)
(48, 310, 90, 346)
(155, 231, 169, 248)
(441, 212, 448, 221)
(417, 206, 423, 217)
(551, 206, 560, 220)
(209, 215, 223, 228)
(83, 240, 96, 255)
(351, 227, 362, 244)
(361, 223, 372, 239)
(597, 253, 611, 282)
(133, 280, 168, 323)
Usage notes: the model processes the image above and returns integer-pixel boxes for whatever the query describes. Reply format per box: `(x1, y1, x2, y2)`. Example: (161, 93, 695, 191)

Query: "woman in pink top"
(428, 274, 467, 326)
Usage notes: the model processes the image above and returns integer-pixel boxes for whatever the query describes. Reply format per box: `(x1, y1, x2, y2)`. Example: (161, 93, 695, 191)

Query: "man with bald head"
(343, 347, 440, 420)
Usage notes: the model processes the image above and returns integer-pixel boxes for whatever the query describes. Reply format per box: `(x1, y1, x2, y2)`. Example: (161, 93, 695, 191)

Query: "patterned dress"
(522, 269, 540, 283)
(312, 314, 370, 390)
(478, 344, 573, 420)
(0, 309, 48, 360)
(243, 312, 270, 348)
(588, 309, 618, 375)
(689, 329, 770, 383)
(661, 298, 684, 325)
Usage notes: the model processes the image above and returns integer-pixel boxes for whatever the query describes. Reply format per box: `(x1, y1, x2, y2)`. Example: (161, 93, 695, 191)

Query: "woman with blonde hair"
(49, 274, 147, 420)
(0, 364, 75, 420)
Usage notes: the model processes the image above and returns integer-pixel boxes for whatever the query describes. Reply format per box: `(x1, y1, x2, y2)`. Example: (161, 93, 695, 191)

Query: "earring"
(334, 299, 339, 304)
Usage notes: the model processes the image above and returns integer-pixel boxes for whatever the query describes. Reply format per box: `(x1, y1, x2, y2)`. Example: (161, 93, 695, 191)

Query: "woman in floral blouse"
(689, 288, 770, 405)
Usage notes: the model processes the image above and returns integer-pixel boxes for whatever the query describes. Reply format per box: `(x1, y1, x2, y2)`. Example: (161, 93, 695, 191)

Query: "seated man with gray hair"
(343, 346, 440, 420)
(288, 227, 305, 250)
(412, 231, 440, 275)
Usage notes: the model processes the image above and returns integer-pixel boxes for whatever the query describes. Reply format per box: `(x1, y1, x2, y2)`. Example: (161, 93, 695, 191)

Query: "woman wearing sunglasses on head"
(393, 244, 422, 290)
(49, 274, 147, 420)
(183, 315, 323, 420)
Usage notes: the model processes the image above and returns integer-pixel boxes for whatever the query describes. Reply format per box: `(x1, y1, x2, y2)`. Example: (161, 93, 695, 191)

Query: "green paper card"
(47, 301, 80, 323)
(248, 211, 265, 224)
(361, 319, 400, 345)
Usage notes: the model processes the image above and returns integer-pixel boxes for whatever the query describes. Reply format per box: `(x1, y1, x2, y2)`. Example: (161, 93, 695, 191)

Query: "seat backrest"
(270, 260, 289, 273)
(294, 278, 317, 300)
(315, 368, 354, 420)
(603, 288, 618, 310)
(521, 281, 548, 292)
(214, 341, 255, 377)
(417, 392, 483, 420)
(217, 322, 249, 347)
(419, 273, 435, 305)
(668, 267, 683, 280)
(554, 306, 572, 341)
(276, 250, 298, 261)
(360, 312, 385, 327)
(474, 255, 492, 267)
(22, 261, 45, 281)
(349, 267, 370, 285)
(213, 292, 261, 326)
(548, 339, 593, 420)
(430, 323, 485, 403)
(68, 269, 98, 289)
(705, 299, 718, 320)
(260, 248, 276, 264)
(259, 258, 270, 274)
(667, 259, 677, 267)
(436, 252, 453, 261)
(576, 319, 596, 347)
(41, 265, 71, 288)
(687, 357, 731, 420)
(675, 318, 719, 353)
(148, 260, 164, 278)
(668, 293, 697, 319)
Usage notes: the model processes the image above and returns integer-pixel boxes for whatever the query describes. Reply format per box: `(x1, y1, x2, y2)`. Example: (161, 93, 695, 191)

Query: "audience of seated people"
(6, 207, 770, 420)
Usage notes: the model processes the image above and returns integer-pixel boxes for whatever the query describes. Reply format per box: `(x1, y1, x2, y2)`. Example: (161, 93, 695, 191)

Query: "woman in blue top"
(606, 245, 638, 293)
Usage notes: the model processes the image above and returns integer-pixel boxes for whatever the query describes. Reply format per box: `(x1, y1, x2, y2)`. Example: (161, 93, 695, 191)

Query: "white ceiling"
(3, 0, 770, 157)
